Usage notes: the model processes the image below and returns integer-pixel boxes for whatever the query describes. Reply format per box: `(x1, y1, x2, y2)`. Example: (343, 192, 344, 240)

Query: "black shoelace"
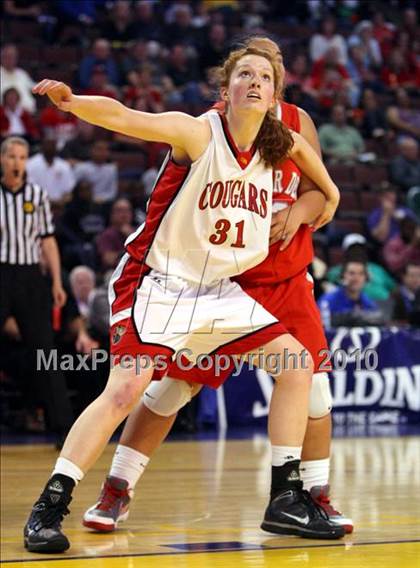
(33, 499, 71, 530)
(302, 489, 330, 521)
(300, 490, 329, 521)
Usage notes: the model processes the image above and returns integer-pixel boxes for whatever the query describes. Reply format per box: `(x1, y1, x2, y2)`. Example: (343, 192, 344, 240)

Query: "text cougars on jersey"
(198, 180, 268, 218)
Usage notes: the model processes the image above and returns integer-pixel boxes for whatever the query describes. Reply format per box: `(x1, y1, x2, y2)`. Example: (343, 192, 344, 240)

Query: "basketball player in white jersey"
(24, 45, 341, 553)
(81, 38, 352, 540)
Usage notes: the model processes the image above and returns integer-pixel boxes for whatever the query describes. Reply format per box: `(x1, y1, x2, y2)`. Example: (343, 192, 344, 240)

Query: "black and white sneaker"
(24, 477, 72, 553)
(261, 487, 345, 539)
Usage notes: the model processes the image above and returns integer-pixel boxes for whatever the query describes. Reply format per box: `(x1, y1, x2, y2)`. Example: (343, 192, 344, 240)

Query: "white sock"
(52, 457, 84, 485)
(300, 458, 330, 490)
(271, 445, 302, 467)
(109, 444, 150, 490)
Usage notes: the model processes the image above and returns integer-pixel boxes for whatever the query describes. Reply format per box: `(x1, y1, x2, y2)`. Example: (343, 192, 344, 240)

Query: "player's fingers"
(32, 79, 52, 94)
(313, 214, 330, 231)
(311, 214, 324, 231)
(270, 223, 284, 237)
(270, 211, 283, 227)
(269, 225, 284, 243)
(37, 79, 59, 95)
(279, 232, 292, 251)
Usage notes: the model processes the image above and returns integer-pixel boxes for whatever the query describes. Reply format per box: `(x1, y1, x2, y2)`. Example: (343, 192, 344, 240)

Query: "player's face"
(226, 54, 275, 115)
(0, 143, 28, 182)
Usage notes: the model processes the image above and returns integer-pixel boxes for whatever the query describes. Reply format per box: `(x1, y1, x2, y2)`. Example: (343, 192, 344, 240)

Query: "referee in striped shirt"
(0, 136, 73, 441)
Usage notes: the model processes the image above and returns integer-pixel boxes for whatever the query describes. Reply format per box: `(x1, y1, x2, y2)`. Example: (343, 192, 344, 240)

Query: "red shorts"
(108, 255, 288, 380)
(168, 268, 330, 388)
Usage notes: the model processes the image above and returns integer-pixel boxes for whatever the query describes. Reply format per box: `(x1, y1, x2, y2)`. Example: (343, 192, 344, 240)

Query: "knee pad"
(308, 372, 332, 419)
(142, 376, 193, 417)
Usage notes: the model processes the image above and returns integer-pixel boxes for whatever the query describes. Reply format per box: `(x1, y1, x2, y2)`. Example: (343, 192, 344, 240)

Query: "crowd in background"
(1, 0, 419, 434)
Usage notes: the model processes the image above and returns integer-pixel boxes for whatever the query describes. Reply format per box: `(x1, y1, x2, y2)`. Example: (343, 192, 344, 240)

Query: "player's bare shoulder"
(172, 114, 212, 165)
(190, 114, 212, 160)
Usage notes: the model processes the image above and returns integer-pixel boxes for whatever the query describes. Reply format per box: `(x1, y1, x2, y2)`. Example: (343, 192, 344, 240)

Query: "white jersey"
(125, 110, 273, 285)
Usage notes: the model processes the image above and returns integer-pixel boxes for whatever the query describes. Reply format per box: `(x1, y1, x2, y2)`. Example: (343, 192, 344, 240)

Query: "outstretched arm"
(32, 80, 209, 161)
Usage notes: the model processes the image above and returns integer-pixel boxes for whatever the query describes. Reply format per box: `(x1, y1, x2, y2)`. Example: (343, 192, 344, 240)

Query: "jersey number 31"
(209, 219, 245, 248)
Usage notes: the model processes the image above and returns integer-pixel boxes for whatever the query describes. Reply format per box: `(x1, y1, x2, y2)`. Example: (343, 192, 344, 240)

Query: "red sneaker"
(310, 485, 354, 534)
(82, 476, 132, 532)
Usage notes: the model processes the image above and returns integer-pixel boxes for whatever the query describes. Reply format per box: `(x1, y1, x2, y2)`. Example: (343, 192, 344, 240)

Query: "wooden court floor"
(1, 436, 420, 568)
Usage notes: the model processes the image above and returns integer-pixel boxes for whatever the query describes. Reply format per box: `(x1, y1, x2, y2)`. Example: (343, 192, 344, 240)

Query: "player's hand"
(270, 205, 303, 250)
(32, 80, 73, 112)
(310, 190, 340, 231)
(52, 282, 67, 307)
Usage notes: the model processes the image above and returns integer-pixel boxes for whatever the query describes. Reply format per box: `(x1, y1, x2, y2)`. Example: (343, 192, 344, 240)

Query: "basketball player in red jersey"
(82, 37, 353, 536)
(24, 44, 343, 553)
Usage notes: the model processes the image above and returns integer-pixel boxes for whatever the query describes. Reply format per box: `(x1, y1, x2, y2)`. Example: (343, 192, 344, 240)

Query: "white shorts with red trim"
(109, 268, 287, 376)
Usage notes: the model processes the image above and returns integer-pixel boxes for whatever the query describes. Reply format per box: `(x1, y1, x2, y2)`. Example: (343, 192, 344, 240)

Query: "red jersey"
(235, 101, 314, 286)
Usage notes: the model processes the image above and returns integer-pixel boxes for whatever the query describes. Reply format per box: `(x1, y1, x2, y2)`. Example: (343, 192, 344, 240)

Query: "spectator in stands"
(27, 138, 75, 207)
(0, 87, 38, 142)
(348, 20, 382, 69)
(346, 45, 375, 107)
(56, 0, 97, 26)
(358, 88, 387, 140)
(74, 140, 118, 206)
(54, 270, 101, 415)
(372, 11, 395, 59)
(78, 39, 120, 90)
(309, 47, 352, 112)
(60, 119, 97, 164)
(0, 44, 36, 113)
(165, 44, 198, 88)
(164, 3, 197, 47)
(394, 30, 418, 71)
(367, 184, 412, 244)
(389, 138, 420, 193)
(69, 265, 96, 319)
(285, 54, 315, 97)
(39, 102, 78, 151)
(309, 16, 348, 65)
(57, 179, 105, 269)
(82, 65, 120, 99)
(198, 23, 228, 76)
(386, 88, 420, 141)
(319, 104, 365, 163)
(284, 84, 319, 122)
(401, 7, 418, 42)
(58, 279, 98, 356)
(134, 0, 163, 42)
(381, 49, 419, 91)
(3, 0, 41, 20)
(327, 233, 396, 302)
(122, 65, 164, 112)
(121, 39, 167, 84)
(383, 213, 420, 275)
(100, 0, 137, 48)
(391, 263, 420, 324)
(96, 198, 135, 271)
(87, 271, 112, 343)
(318, 260, 384, 327)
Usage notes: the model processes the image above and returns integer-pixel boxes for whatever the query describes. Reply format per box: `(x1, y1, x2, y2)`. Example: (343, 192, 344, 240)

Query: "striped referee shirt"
(0, 181, 55, 265)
